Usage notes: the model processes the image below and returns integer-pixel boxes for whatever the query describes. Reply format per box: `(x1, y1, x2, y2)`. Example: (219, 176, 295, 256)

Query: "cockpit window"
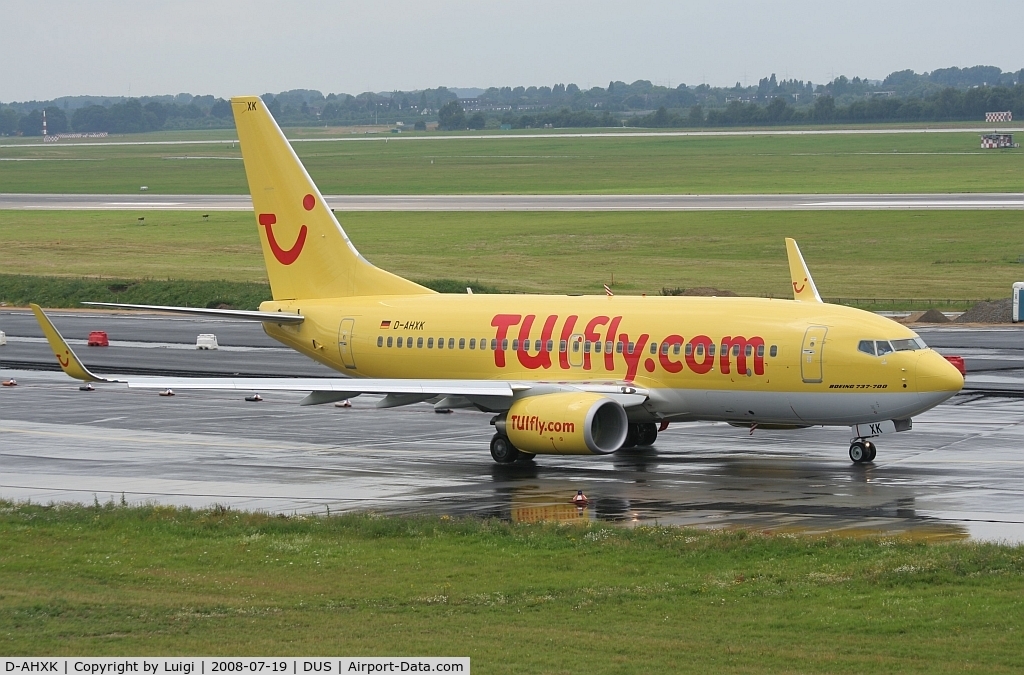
(866, 337, 928, 356)
(891, 337, 927, 352)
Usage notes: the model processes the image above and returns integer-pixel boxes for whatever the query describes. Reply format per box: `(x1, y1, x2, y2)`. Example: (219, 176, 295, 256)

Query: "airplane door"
(801, 325, 827, 383)
(568, 333, 585, 367)
(338, 318, 357, 369)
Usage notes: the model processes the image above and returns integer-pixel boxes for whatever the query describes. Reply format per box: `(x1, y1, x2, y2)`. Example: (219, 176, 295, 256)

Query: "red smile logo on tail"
(793, 278, 807, 293)
(258, 194, 315, 265)
(56, 351, 70, 368)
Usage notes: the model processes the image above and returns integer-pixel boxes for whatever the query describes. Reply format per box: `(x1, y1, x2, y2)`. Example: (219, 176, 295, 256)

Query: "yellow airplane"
(31, 96, 964, 465)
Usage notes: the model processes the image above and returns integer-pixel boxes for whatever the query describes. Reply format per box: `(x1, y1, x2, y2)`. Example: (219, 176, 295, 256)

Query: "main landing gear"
(849, 439, 877, 464)
(489, 434, 535, 464)
(622, 422, 658, 449)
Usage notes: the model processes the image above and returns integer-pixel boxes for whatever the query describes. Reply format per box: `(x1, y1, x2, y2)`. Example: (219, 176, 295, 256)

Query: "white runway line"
(3, 125, 1023, 149)
(5, 193, 1024, 211)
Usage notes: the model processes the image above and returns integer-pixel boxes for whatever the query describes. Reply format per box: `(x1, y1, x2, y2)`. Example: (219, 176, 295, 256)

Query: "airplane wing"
(785, 238, 823, 303)
(81, 302, 304, 324)
(30, 304, 648, 409)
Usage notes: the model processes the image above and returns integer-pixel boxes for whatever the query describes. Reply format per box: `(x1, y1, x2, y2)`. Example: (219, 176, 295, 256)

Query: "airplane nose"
(917, 350, 964, 399)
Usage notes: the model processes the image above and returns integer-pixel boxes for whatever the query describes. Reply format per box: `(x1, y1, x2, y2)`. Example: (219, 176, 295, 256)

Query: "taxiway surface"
(2, 193, 1022, 211)
(2, 310, 1023, 541)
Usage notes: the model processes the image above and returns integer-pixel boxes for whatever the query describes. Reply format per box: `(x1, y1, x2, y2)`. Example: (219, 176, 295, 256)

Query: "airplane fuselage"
(260, 293, 961, 427)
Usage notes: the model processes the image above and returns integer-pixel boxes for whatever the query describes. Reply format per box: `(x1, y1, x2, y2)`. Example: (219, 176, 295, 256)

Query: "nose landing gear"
(849, 439, 877, 464)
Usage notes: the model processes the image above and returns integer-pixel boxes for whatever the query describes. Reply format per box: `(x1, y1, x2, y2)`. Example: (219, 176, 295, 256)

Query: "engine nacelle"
(496, 392, 628, 455)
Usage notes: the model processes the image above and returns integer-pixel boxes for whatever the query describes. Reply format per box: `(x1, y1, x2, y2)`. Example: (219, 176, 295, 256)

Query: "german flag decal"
(380, 320, 391, 329)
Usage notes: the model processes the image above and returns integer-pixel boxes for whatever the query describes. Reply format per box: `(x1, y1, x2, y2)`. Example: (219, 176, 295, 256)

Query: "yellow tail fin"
(230, 96, 433, 300)
(785, 238, 823, 303)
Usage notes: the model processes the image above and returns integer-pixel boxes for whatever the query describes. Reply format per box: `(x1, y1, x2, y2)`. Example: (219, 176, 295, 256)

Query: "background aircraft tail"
(231, 96, 432, 300)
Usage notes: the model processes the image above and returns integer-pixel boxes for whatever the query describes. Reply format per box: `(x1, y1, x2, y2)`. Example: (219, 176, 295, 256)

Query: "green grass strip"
(1, 130, 1021, 194)
(1, 501, 1022, 671)
(0, 275, 499, 310)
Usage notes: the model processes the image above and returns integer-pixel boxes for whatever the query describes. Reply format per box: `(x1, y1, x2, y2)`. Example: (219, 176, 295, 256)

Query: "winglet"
(30, 304, 111, 382)
(785, 238, 823, 303)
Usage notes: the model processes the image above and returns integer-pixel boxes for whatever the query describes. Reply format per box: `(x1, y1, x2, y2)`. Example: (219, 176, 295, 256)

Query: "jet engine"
(496, 392, 628, 455)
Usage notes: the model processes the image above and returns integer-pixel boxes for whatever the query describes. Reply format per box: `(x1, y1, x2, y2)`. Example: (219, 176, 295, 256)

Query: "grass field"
(1, 502, 1021, 671)
(1, 209, 1020, 302)
(1, 130, 1021, 194)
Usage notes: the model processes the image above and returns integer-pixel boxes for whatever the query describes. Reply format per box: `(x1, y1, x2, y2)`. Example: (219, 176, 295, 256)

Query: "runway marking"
(7, 193, 1023, 212)
(804, 200, 1024, 207)
(20, 205, 246, 211)
(0, 158, 100, 161)
(83, 416, 129, 425)
(104, 201, 185, 206)
(4, 126, 1022, 149)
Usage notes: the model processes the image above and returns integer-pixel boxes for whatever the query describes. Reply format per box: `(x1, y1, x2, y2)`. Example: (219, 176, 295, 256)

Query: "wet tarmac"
(2, 310, 1024, 542)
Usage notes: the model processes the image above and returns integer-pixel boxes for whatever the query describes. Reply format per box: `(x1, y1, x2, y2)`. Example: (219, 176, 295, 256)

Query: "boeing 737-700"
(32, 96, 964, 465)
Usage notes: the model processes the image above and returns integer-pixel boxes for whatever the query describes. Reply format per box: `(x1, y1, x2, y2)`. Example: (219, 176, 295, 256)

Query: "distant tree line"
(2, 65, 1022, 136)
(0, 96, 234, 136)
(627, 84, 1024, 128)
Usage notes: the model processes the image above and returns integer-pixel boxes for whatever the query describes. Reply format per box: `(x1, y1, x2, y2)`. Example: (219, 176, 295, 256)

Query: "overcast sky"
(2, 0, 1022, 102)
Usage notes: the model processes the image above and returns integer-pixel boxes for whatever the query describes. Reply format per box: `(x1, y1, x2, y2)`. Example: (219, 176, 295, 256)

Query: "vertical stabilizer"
(785, 238, 823, 303)
(231, 96, 433, 300)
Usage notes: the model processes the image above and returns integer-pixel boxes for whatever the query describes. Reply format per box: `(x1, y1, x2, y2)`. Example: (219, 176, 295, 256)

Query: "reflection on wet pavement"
(3, 369, 1023, 542)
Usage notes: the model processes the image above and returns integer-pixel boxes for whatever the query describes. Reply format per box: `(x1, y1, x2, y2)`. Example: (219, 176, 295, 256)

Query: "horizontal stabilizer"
(82, 302, 304, 324)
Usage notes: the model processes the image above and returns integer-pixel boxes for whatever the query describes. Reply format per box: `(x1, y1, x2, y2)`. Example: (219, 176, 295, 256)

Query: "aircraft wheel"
(864, 441, 877, 462)
(490, 434, 520, 464)
(622, 424, 640, 450)
(636, 423, 658, 446)
(849, 440, 868, 464)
